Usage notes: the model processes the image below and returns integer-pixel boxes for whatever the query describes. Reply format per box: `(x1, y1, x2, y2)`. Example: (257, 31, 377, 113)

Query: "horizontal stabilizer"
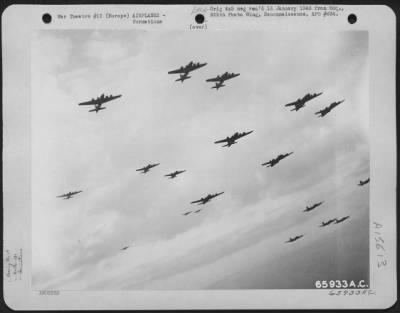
(212, 84, 225, 89)
(176, 76, 191, 82)
(89, 107, 106, 113)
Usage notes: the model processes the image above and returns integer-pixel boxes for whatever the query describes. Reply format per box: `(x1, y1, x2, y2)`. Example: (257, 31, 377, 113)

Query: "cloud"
(32, 30, 369, 289)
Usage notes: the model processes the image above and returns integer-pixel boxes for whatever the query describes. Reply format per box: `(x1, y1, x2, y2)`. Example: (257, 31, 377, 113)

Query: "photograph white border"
(2, 4, 396, 310)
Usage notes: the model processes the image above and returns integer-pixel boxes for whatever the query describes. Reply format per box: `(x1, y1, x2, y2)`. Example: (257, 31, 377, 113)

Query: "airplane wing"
(284, 100, 301, 107)
(168, 68, 189, 75)
(310, 92, 323, 99)
(214, 138, 229, 144)
(206, 77, 224, 83)
(211, 192, 224, 199)
(78, 99, 99, 106)
(190, 199, 203, 204)
(261, 160, 272, 166)
(136, 167, 146, 172)
(191, 63, 206, 71)
(57, 194, 68, 198)
(315, 109, 326, 116)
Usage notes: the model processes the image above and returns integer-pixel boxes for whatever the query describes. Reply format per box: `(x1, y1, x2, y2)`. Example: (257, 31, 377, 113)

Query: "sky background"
(31, 30, 369, 289)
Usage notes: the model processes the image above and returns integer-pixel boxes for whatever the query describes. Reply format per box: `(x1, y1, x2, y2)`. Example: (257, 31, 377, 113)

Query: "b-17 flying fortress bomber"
(78, 93, 122, 113)
(358, 178, 370, 186)
(315, 100, 345, 117)
(262, 152, 294, 168)
(303, 201, 324, 212)
(57, 190, 82, 200)
(168, 61, 207, 82)
(165, 170, 186, 179)
(191, 192, 225, 205)
(285, 92, 323, 111)
(319, 219, 337, 227)
(214, 131, 254, 147)
(285, 234, 305, 243)
(182, 208, 203, 216)
(206, 71, 240, 90)
(136, 163, 160, 173)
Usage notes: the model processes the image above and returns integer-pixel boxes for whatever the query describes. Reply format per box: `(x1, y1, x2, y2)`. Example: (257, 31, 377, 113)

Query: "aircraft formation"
(168, 61, 240, 90)
(284, 199, 355, 243)
(285, 93, 345, 118)
(284, 92, 323, 111)
(62, 62, 368, 251)
(317, 216, 352, 227)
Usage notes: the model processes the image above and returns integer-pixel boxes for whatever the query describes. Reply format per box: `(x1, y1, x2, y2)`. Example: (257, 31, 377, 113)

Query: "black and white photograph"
(31, 29, 370, 290)
(2, 4, 396, 310)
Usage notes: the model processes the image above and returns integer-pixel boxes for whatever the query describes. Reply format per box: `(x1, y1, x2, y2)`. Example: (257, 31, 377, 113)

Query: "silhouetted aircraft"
(285, 234, 305, 243)
(206, 72, 240, 90)
(183, 211, 192, 216)
(168, 61, 207, 82)
(214, 130, 254, 147)
(285, 92, 323, 111)
(136, 163, 160, 173)
(57, 190, 82, 200)
(120, 246, 129, 251)
(334, 216, 350, 224)
(78, 93, 122, 113)
(194, 209, 202, 213)
(165, 170, 186, 179)
(315, 100, 344, 117)
(303, 201, 324, 212)
(319, 219, 337, 227)
(358, 178, 370, 186)
(262, 152, 294, 168)
(191, 192, 224, 205)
